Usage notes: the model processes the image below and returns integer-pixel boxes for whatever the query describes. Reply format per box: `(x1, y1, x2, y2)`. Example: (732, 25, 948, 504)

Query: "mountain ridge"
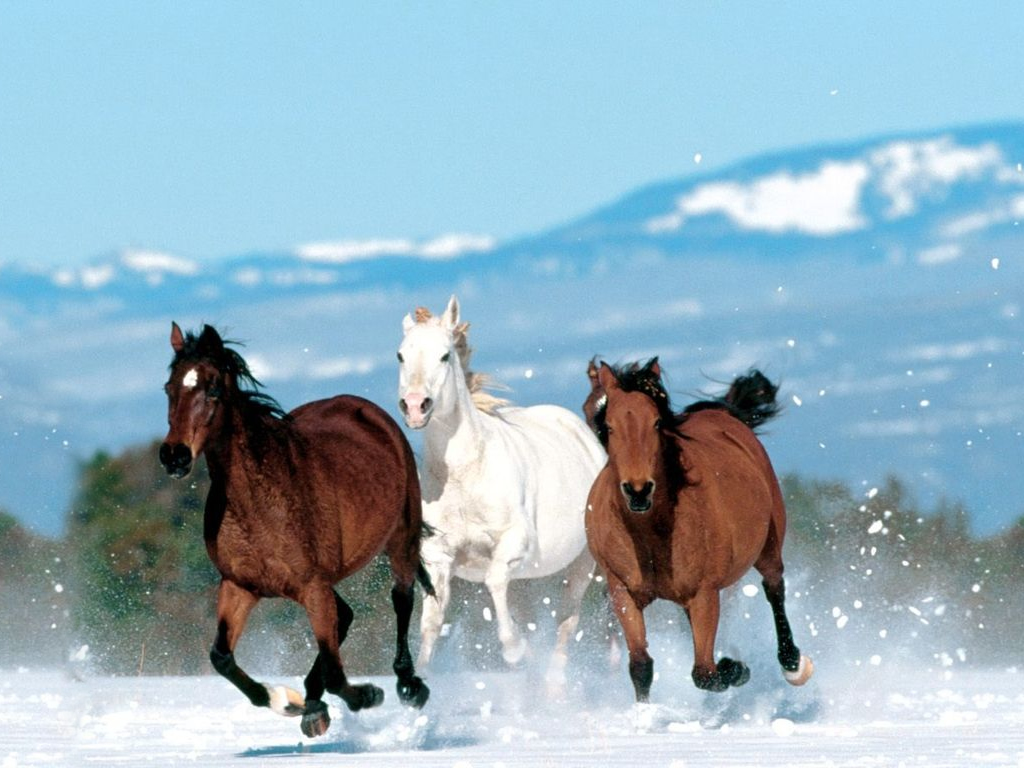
(1, 121, 1022, 536)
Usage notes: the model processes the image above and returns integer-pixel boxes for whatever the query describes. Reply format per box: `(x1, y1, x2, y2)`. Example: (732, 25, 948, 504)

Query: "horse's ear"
(170, 322, 185, 352)
(402, 312, 415, 334)
(197, 324, 224, 355)
(587, 358, 601, 388)
(597, 362, 620, 393)
(646, 357, 662, 378)
(443, 295, 460, 330)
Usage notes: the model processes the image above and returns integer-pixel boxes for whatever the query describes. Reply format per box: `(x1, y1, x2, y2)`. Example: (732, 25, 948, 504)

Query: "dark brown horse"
(584, 358, 812, 702)
(159, 323, 433, 737)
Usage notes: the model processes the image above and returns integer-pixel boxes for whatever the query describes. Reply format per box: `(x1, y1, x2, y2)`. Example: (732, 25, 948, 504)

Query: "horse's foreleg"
(300, 584, 383, 738)
(209, 580, 304, 716)
(607, 579, 652, 702)
(417, 557, 452, 669)
(762, 576, 814, 686)
(485, 534, 529, 666)
(301, 591, 354, 704)
(546, 549, 596, 693)
(391, 582, 430, 708)
(686, 589, 749, 692)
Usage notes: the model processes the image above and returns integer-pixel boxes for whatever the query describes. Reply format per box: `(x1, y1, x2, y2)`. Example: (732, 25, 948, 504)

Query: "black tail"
(682, 369, 781, 430)
(723, 369, 781, 429)
(416, 521, 437, 598)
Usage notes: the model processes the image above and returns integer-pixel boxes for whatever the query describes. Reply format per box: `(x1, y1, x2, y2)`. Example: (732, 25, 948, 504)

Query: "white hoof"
(783, 655, 814, 686)
(502, 636, 529, 666)
(266, 684, 306, 716)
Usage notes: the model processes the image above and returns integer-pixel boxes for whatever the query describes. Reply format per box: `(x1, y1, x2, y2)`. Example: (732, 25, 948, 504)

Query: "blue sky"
(1, 2, 1021, 267)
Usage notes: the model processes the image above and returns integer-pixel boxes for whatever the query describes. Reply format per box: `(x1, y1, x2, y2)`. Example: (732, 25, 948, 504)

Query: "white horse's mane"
(413, 307, 511, 415)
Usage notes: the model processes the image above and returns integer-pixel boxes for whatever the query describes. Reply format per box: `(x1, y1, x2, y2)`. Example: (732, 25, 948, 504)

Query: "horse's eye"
(440, 352, 450, 363)
(208, 383, 223, 400)
(654, 418, 662, 430)
(397, 352, 404, 363)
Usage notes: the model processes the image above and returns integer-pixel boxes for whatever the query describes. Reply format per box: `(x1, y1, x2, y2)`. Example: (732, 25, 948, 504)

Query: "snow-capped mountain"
(1, 123, 1022, 536)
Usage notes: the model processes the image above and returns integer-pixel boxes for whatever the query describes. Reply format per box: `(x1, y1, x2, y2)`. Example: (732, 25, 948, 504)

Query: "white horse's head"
(397, 295, 463, 429)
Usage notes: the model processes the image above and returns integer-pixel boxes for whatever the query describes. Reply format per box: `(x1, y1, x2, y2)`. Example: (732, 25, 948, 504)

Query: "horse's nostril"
(160, 443, 192, 473)
(422, 398, 433, 413)
(398, 399, 409, 414)
(621, 481, 655, 500)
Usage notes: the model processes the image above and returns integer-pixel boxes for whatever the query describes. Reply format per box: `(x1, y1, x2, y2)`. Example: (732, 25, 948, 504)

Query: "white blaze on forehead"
(182, 368, 199, 389)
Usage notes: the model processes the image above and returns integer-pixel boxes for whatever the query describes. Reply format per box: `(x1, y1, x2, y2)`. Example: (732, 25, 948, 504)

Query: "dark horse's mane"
(171, 325, 288, 420)
(598, 359, 689, 497)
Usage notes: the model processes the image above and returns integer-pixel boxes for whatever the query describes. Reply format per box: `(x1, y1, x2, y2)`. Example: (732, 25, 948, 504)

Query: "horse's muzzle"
(159, 442, 193, 479)
(399, 394, 434, 429)
(621, 481, 655, 513)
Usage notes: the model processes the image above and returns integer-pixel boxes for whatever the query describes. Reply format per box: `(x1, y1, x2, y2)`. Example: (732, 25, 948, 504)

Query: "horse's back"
(459, 402, 603, 577)
(288, 395, 419, 575)
(500, 403, 605, 470)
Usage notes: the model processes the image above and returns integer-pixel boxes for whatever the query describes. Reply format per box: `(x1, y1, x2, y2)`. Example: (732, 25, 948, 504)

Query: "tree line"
(0, 440, 1021, 675)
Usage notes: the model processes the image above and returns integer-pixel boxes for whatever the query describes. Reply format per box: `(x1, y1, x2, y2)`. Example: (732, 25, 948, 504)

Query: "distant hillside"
(1, 123, 1022, 535)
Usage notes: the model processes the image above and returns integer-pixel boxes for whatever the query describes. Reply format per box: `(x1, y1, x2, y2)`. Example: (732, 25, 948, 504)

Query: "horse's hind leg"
(209, 580, 304, 716)
(390, 582, 430, 707)
(755, 516, 814, 686)
(686, 588, 750, 692)
(417, 548, 453, 669)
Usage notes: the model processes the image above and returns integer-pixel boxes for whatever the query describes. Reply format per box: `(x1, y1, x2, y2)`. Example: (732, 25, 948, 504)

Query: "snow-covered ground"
(3, 660, 1022, 767)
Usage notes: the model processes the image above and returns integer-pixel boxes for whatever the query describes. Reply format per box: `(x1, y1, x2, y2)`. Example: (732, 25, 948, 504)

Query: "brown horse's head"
(597, 359, 669, 514)
(159, 323, 233, 478)
(160, 323, 282, 478)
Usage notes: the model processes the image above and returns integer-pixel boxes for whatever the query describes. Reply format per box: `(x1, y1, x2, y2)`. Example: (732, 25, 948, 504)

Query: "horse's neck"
(206, 409, 281, 503)
(423, 376, 488, 472)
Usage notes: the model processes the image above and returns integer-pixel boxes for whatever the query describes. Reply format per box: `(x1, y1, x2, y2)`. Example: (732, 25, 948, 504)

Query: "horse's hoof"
(727, 659, 751, 688)
(501, 637, 529, 666)
(300, 700, 330, 738)
(397, 676, 430, 709)
(266, 685, 305, 717)
(697, 658, 749, 691)
(784, 654, 814, 686)
(345, 682, 385, 712)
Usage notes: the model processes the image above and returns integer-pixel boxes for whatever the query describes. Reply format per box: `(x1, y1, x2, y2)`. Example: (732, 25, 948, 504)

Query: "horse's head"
(397, 295, 464, 429)
(598, 359, 672, 514)
(160, 323, 236, 478)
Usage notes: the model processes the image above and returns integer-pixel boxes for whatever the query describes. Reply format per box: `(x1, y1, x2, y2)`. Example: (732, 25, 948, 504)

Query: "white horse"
(397, 295, 606, 681)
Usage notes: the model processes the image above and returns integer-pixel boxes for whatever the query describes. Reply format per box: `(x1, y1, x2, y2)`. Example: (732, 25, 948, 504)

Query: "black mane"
(171, 325, 287, 420)
(598, 358, 688, 498)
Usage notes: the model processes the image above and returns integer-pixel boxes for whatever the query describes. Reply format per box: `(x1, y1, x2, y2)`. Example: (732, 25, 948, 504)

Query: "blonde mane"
(414, 307, 511, 414)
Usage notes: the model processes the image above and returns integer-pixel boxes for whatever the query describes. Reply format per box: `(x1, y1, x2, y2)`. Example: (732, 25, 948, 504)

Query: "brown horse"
(584, 358, 812, 702)
(159, 323, 433, 738)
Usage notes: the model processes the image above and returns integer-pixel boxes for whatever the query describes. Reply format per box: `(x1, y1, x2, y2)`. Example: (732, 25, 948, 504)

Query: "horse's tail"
(396, 434, 436, 598)
(416, 522, 437, 598)
(723, 369, 781, 429)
